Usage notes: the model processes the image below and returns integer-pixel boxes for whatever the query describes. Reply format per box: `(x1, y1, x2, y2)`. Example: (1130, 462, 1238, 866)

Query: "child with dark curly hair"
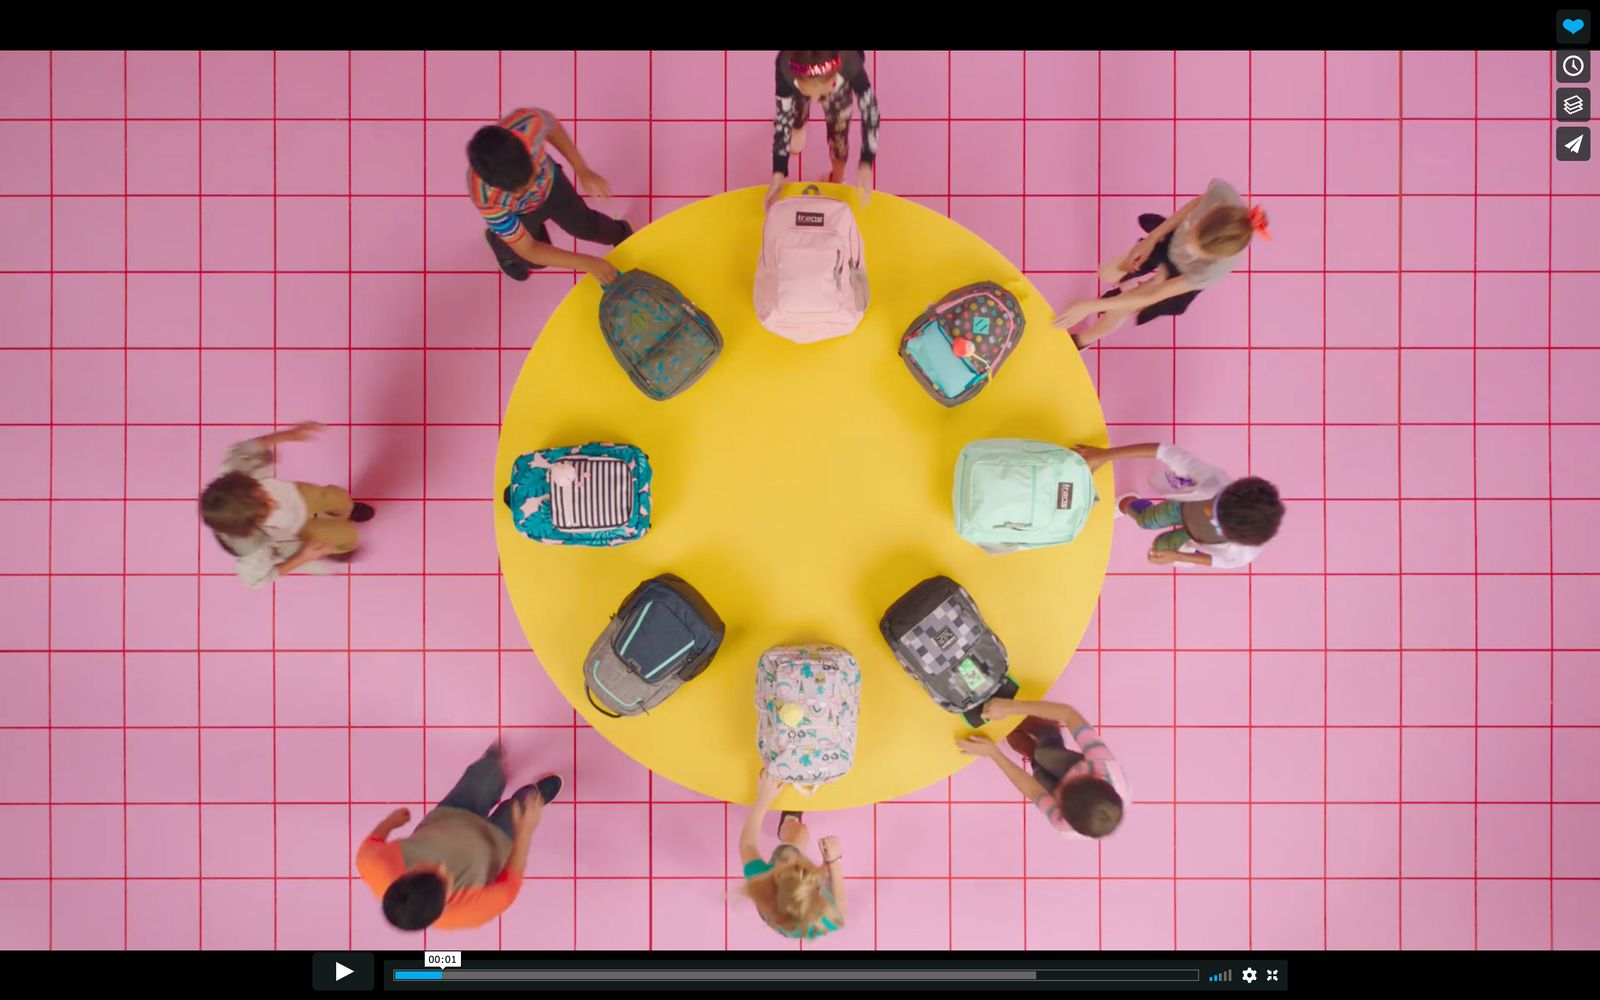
(1075, 441, 1285, 569)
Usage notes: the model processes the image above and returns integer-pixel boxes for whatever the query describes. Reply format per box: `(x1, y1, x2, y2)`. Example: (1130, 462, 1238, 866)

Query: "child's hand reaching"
(1051, 300, 1096, 330)
(980, 697, 1015, 721)
(1071, 444, 1111, 470)
(575, 167, 612, 201)
(1125, 234, 1159, 272)
(764, 173, 786, 209)
(1147, 548, 1180, 565)
(855, 162, 873, 207)
(956, 734, 1003, 759)
(756, 769, 785, 805)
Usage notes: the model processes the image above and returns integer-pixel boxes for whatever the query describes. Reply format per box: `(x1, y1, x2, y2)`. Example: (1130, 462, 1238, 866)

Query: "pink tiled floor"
(1, 49, 1597, 952)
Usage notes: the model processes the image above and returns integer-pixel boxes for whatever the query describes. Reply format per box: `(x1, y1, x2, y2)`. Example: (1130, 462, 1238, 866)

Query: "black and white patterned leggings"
(775, 83, 879, 171)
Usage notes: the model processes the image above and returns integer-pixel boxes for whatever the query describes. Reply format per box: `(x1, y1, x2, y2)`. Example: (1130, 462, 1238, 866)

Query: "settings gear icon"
(1242, 968, 1258, 984)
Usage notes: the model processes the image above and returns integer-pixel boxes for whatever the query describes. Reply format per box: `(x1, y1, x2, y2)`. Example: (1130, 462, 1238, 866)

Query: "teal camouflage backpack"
(597, 270, 723, 400)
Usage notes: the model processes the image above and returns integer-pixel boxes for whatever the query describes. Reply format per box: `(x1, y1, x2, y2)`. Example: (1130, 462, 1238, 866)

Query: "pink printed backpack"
(753, 185, 869, 343)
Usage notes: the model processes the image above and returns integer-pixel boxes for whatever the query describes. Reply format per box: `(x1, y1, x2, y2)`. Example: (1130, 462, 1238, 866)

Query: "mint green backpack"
(953, 439, 1097, 554)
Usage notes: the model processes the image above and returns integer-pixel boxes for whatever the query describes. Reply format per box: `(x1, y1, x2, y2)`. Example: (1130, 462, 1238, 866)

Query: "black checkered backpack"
(879, 576, 1018, 727)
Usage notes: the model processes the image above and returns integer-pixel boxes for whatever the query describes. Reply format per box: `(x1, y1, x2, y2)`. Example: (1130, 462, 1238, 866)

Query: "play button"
(313, 952, 373, 991)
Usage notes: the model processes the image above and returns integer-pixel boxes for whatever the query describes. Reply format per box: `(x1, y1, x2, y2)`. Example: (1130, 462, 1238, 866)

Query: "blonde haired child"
(1054, 178, 1269, 349)
(736, 769, 846, 940)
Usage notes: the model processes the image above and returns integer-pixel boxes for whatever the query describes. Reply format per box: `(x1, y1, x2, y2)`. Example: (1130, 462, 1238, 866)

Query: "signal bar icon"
(1209, 970, 1234, 982)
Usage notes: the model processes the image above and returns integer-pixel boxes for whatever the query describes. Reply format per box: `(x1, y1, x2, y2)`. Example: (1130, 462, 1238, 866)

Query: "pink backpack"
(754, 185, 869, 343)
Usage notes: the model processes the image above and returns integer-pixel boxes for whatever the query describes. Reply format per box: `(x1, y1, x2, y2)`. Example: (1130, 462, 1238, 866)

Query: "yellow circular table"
(495, 184, 1112, 810)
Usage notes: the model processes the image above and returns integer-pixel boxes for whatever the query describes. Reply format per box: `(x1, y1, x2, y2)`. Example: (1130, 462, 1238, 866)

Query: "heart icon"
(1565, 17, 1586, 33)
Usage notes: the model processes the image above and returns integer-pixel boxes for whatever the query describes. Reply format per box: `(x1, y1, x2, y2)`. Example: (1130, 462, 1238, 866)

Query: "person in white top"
(199, 422, 376, 588)
(1073, 441, 1284, 569)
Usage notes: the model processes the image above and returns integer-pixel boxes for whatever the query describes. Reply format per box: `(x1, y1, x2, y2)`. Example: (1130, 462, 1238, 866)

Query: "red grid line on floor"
(45, 48, 55, 952)
(347, 49, 357, 950)
(1245, 47, 1254, 949)
(1320, 47, 1330, 951)
(1546, 48, 1558, 954)
(1395, 51, 1406, 950)
(120, 49, 130, 951)
(1470, 49, 1480, 950)
(194, 49, 204, 952)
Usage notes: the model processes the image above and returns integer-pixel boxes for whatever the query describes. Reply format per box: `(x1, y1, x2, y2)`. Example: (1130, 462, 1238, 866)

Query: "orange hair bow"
(1248, 205, 1272, 240)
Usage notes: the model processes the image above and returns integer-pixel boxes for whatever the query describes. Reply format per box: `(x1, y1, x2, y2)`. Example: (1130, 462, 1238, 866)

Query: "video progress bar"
(395, 969, 1202, 983)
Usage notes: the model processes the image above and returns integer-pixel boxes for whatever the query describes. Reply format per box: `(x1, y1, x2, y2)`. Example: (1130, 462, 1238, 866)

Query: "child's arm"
(516, 115, 619, 283)
(502, 228, 619, 284)
(983, 698, 1089, 732)
(234, 538, 335, 589)
(276, 539, 335, 576)
(766, 58, 803, 207)
(542, 115, 601, 193)
(255, 422, 324, 448)
(1146, 194, 1202, 241)
(738, 770, 784, 864)
(1072, 442, 1162, 471)
(959, 735, 1054, 803)
(818, 835, 847, 926)
(1098, 273, 1194, 314)
(847, 53, 879, 200)
(1149, 549, 1213, 567)
(1122, 194, 1203, 269)
(365, 807, 411, 843)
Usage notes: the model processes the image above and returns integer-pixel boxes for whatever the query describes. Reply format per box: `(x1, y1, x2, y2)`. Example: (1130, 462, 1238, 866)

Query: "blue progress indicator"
(395, 970, 444, 981)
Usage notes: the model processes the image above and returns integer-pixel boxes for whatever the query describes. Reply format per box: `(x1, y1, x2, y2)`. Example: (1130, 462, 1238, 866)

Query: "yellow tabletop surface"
(494, 184, 1111, 810)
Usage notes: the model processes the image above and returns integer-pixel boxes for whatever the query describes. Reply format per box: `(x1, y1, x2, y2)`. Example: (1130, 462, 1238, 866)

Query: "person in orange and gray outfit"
(356, 743, 562, 931)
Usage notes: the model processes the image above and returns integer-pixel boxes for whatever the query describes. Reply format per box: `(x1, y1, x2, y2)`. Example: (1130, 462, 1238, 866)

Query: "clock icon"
(1559, 50, 1591, 83)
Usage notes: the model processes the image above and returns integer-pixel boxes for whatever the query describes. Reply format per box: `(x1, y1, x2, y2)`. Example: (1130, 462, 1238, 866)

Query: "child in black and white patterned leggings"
(763, 50, 881, 208)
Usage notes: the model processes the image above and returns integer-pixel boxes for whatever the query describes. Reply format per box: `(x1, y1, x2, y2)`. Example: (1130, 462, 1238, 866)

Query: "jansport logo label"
(795, 211, 826, 227)
(934, 627, 957, 649)
(1057, 483, 1074, 509)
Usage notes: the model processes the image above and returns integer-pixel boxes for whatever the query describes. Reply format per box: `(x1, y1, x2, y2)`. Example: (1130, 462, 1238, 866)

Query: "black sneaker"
(534, 774, 563, 805)
(485, 229, 534, 281)
(349, 502, 375, 523)
(778, 810, 804, 838)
